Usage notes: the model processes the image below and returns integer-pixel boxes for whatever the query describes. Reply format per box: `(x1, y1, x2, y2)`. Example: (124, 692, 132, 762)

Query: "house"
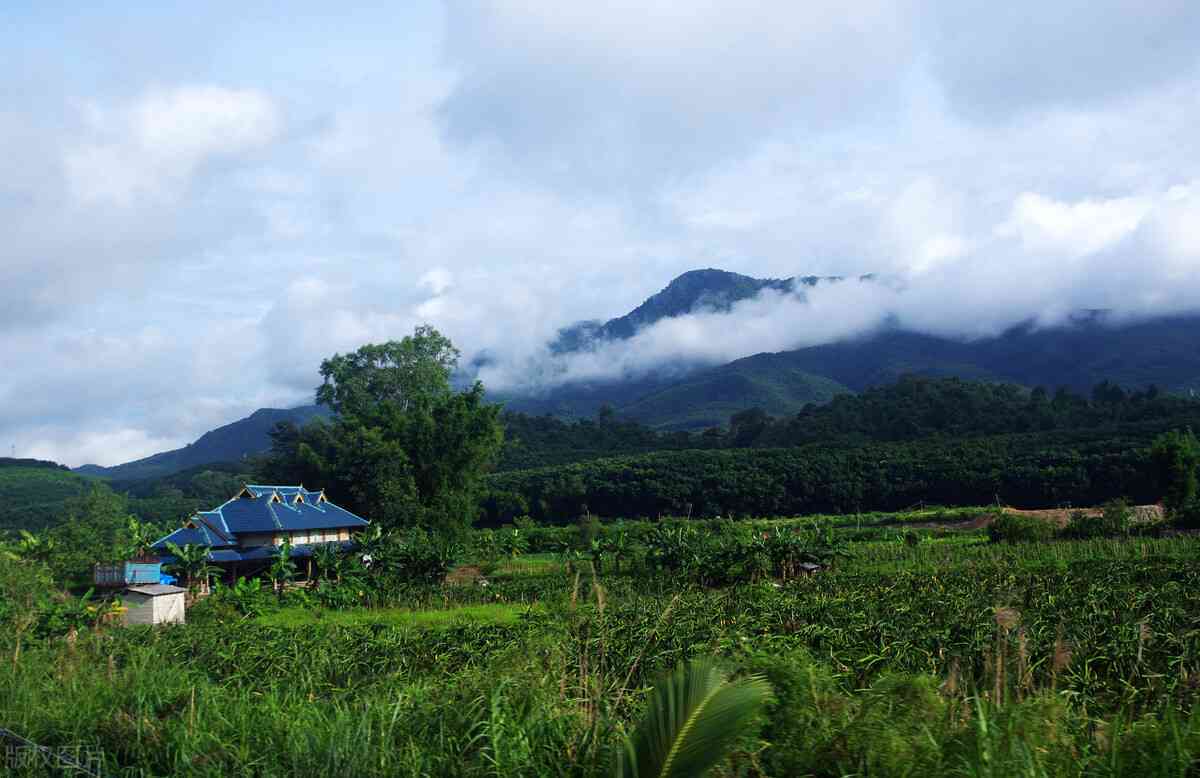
(122, 584, 187, 625)
(152, 485, 370, 580)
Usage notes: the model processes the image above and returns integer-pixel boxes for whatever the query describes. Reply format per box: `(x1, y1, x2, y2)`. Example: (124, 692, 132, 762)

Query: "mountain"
(551, 268, 799, 350)
(616, 355, 851, 429)
(503, 268, 848, 419)
(75, 405, 330, 482)
(77, 268, 1200, 478)
(758, 315, 1200, 395)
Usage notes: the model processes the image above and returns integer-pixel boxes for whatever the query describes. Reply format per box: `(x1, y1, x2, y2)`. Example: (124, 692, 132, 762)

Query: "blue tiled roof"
(151, 485, 369, 552)
(153, 524, 235, 550)
(161, 540, 356, 565)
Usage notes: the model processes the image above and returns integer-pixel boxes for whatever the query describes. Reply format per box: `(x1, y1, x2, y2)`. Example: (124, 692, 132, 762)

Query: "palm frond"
(618, 658, 772, 778)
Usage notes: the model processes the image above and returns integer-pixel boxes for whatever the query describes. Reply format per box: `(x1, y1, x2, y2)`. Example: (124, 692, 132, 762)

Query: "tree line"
(496, 376, 1200, 468)
(482, 420, 1200, 524)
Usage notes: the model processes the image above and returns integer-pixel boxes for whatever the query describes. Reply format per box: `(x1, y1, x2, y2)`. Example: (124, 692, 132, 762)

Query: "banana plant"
(312, 542, 344, 584)
(268, 540, 297, 594)
(121, 516, 158, 560)
(357, 524, 388, 566)
(617, 658, 772, 778)
(165, 542, 216, 594)
(606, 526, 631, 573)
(16, 529, 57, 564)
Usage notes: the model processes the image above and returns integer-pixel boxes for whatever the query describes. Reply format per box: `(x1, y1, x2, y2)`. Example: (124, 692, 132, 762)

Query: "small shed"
(122, 584, 187, 626)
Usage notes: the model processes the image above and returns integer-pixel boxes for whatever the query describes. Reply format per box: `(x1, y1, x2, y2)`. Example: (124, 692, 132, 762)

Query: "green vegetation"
(3, 519, 1200, 776)
(618, 658, 773, 778)
(1152, 427, 1200, 527)
(260, 326, 503, 535)
(257, 603, 540, 630)
(0, 464, 92, 533)
(9, 482, 169, 584)
(987, 512, 1059, 543)
(483, 425, 1165, 521)
(6, 322, 1200, 774)
(615, 359, 850, 431)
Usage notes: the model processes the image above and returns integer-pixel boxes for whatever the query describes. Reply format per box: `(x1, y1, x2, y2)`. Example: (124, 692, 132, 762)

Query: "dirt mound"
(1000, 507, 1100, 529)
(997, 504, 1162, 529)
(1133, 504, 1165, 523)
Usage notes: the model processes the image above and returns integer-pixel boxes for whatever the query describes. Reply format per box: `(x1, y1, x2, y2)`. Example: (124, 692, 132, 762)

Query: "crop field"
(2, 509, 1200, 776)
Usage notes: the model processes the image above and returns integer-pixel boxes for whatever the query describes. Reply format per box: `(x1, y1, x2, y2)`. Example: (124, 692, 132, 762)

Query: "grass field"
(2, 511, 1199, 776)
(257, 602, 543, 629)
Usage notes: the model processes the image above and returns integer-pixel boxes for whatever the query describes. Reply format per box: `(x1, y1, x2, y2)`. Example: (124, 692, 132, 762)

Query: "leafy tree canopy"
(265, 327, 503, 537)
(316, 325, 460, 419)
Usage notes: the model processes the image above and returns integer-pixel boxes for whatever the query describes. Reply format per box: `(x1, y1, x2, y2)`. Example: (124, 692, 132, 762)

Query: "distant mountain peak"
(552, 267, 802, 354)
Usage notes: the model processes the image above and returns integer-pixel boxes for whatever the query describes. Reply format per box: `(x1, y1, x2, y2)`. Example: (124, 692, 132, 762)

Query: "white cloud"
(996, 192, 1151, 258)
(418, 267, 454, 296)
(439, 1, 915, 187)
(24, 427, 188, 469)
(63, 86, 281, 205)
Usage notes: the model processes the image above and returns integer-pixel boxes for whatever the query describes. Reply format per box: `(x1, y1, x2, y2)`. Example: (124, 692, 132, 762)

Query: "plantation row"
(481, 421, 1185, 522)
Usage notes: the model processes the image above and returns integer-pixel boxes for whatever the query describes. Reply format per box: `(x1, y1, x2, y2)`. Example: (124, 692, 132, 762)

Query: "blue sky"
(3, 1, 1200, 465)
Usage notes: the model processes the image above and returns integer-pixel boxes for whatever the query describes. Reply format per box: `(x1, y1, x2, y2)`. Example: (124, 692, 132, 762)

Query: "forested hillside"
(482, 418, 1186, 523)
(747, 315, 1200, 395)
(0, 461, 92, 533)
(482, 378, 1200, 522)
(495, 377, 1200, 470)
(616, 356, 849, 429)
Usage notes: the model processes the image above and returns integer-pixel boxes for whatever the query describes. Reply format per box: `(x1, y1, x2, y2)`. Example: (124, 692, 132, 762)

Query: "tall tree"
(268, 326, 503, 536)
(316, 325, 459, 418)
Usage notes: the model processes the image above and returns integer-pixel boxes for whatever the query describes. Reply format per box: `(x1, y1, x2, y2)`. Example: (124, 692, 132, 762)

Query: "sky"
(3, 1, 1200, 467)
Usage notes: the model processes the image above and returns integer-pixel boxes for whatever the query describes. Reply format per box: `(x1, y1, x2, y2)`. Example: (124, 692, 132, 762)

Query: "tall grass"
(2, 528, 1199, 775)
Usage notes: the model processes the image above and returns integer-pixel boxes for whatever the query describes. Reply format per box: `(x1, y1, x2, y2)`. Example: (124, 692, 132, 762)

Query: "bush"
(208, 576, 274, 617)
(1062, 499, 1134, 539)
(373, 528, 460, 584)
(988, 513, 1057, 543)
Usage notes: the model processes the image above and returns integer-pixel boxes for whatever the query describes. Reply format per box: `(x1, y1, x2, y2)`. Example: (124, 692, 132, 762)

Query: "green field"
(257, 602, 542, 629)
(3, 512, 1199, 776)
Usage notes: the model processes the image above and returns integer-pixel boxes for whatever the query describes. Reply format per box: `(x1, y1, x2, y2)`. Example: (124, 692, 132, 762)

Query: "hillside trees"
(263, 326, 503, 536)
(1151, 428, 1200, 526)
(484, 421, 1174, 521)
(44, 483, 141, 580)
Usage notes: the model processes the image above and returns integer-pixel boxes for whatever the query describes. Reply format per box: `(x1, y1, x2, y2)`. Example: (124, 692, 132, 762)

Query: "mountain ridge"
(75, 267, 1200, 479)
(75, 405, 330, 481)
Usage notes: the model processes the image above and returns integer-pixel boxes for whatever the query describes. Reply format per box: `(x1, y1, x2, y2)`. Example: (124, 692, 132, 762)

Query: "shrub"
(208, 576, 273, 617)
(988, 513, 1057, 543)
(1062, 500, 1135, 539)
(373, 528, 460, 584)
